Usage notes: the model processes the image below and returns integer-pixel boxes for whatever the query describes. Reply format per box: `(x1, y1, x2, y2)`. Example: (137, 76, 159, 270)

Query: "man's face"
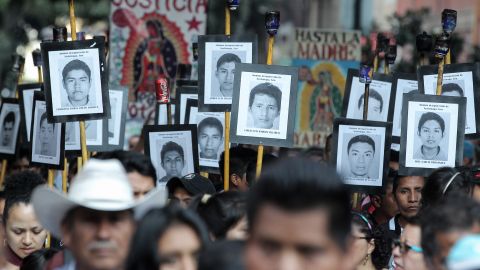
(246, 204, 347, 270)
(63, 69, 91, 102)
(127, 171, 155, 200)
(199, 126, 222, 159)
(61, 208, 135, 270)
(418, 120, 443, 149)
(172, 187, 193, 208)
(359, 97, 382, 121)
(249, 94, 279, 129)
(402, 224, 428, 270)
(348, 142, 374, 177)
(162, 150, 184, 178)
(433, 228, 480, 270)
(394, 176, 425, 219)
(2, 121, 14, 146)
(39, 119, 54, 144)
(215, 62, 236, 93)
(157, 224, 201, 270)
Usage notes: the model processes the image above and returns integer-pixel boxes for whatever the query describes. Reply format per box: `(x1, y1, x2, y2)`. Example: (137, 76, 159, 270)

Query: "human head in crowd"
(447, 234, 480, 270)
(420, 195, 480, 270)
(19, 248, 58, 270)
(393, 174, 425, 230)
(198, 117, 223, 160)
(198, 240, 245, 270)
(219, 147, 257, 191)
(31, 159, 167, 270)
(215, 53, 241, 97)
(95, 150, 157, 200)
(371, 225, 393, 270)
(126, 205, 209, 270)
(167, 173, 216, 208)
(389, 150, 400, 171)
(347, 135, 375, 178)
(3, 171, 46, 267)
(62, 59, 92, 107)
(441, 83, 464, 97)
(7, 145, 31, 175)
(248, 83, 282, 129)
(415, 112, 446, 161)
(245, 158, 351, 270)
(422, 167, 472, 210)
(245, 153, 278, 187)
(302, 146, 324, 162)
(370, 170, 398, 226)
(358, 89, 383, 121)
(1, 111, 16, 147)
(393, 217, 428, 270)
(160, 141, 185, 183)
(128, 135, 140, 150)
(347, 212, 376, 270)
(191, 191, 248, 240)
(463, 140, 475, 167)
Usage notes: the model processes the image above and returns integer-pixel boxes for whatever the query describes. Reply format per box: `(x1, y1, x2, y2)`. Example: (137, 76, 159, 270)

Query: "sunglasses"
(392, 238, 423, 254)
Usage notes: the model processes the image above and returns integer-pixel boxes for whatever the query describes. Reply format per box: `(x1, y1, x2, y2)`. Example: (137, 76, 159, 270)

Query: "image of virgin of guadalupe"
(309, 70, 342, 132)
(131, 20, 177, 94)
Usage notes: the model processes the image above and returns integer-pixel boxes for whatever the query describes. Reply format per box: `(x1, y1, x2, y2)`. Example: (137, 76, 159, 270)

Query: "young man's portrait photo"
(356, 89, 384, 121)
(35, 112, 57, 156)
(212, 53, 241, 99)
(198, 116, 224, 161)
(61, 59, 95, 108)
(158, 141, 186, 183)
(0, 102, 20, 155)
(345, 135, 376, 178)
(413, 112, 448, 161)
(247, 82, 282, 130)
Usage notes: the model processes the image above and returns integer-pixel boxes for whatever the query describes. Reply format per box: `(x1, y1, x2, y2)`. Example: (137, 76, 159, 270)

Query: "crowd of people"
(0, 136, 479, 270)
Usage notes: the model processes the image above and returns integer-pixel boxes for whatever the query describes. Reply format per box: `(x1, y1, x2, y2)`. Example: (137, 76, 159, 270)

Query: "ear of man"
(230, 173, 242, 187)
(371, 195, 382, 208)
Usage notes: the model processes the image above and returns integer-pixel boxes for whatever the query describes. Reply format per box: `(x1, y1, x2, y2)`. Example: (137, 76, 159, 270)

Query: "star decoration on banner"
(186, 16, 202, 31)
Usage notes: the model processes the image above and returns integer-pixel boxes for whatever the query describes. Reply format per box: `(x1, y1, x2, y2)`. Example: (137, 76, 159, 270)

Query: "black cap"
(167, 173, 216, 196)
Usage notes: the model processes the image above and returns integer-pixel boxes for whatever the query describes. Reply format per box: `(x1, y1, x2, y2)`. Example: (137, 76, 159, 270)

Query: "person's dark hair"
(417, 112, 445, 134)
(62, 59, 91, 81)
(247, 158, 351, 250)
(441, 83, 464, 96)
(3, 111, 15, 125)
(371, 225, 392, 270)
(347, 135, 375, 153)
(198, 240, 245, 270)
(39, 112, 55, 132)
(248, 83, 282, 112)
(422, 167, 472, 210)
(198, 117, 223, 138)
(216, 53, 241, 69)
(219, 147, 256, 180)
(351, 211, 373, 239)
(245, 153, 278, 187)
(20, 248, 58, 270)
(95, 151, 157, 186)
(190, 191, 246, 239)
(3, 171, 46, 224)
(126, 205, 209, 270)
(420, 195, 480, 268)
(358, 89, 383, 112)
(160, 141, 184, 163)
(302, 146, 324, 161)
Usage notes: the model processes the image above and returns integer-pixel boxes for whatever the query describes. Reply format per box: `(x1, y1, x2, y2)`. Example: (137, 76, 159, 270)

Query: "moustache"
(87, 241, 117, 251)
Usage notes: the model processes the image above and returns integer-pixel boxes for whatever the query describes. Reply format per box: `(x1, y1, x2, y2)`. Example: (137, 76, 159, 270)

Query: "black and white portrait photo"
(332, 118, 392, 193)
(144, 125, 199, 188)
(174, 86, 198, 124)
(391, 73, 419, 142)
(400, 94, 466, 176)
(195, 113, 225, 170)
(343, 69, 394, 122)
(41, 39, 109, 122)
(0, 101, 20, 156)
(107, 89, 127, 148)
(18, 83, 42, 142)
(198, 35, 258, 111)
(30, 99, 64, 167)
(418, 63, 479, 137)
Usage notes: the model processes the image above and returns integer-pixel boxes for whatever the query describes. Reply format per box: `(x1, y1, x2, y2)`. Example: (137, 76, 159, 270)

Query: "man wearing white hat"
(31, 159, 167, 270)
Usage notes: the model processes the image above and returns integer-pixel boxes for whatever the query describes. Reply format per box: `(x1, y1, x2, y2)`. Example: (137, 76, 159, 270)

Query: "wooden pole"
(384, 58, 390, 75)
(373, 55, 379, 73)
(436, 60, 445, 95)
(62, 158, 68, 193)
(445, 50, 451, 65)
(0, 160, 7, 187)
(167, 104, 172, 125)
(223, 6, 231, 191)
(363, 84, 370, 120)
(68, 0, 87, 163)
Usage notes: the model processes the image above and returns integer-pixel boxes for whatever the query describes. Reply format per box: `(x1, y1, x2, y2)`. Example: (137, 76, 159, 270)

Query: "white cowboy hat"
(31, 159, 167, 238)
